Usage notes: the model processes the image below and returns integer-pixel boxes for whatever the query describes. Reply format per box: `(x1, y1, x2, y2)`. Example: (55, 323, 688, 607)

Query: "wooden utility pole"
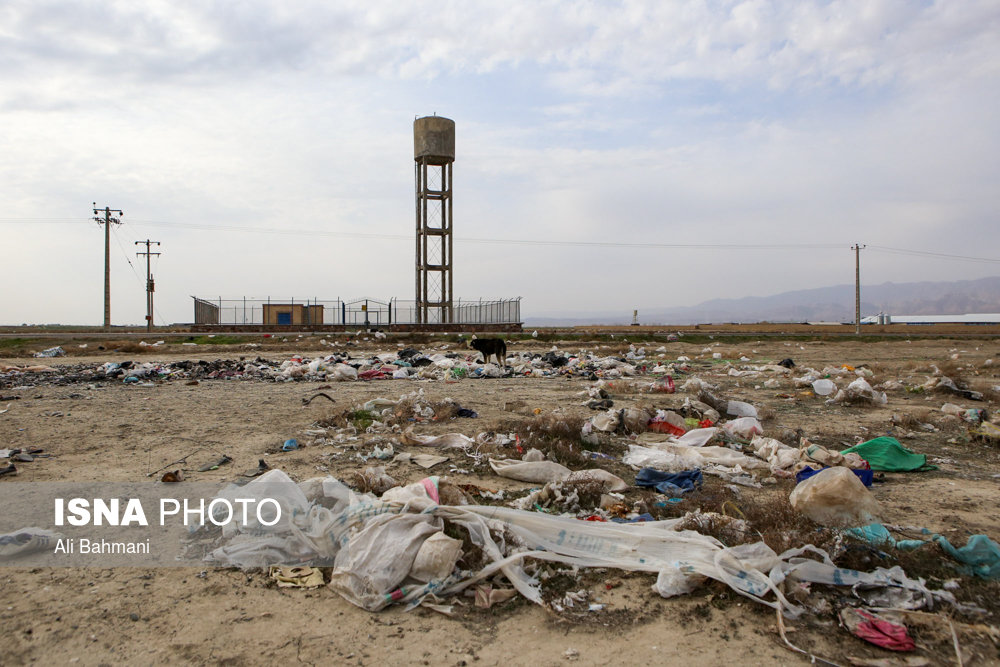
(853, 243, 865, 334)
(93, 203, 123, 330)
(135, 240, 161, 332)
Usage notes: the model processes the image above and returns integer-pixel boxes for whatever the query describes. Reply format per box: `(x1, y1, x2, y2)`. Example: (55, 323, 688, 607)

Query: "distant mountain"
(524, 276, 1000, 326)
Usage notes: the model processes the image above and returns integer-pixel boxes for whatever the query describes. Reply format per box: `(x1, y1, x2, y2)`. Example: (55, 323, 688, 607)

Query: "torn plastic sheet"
(398, 429, 475, 449)
(623, 443, 769, 474)
(199, 471, 950, 618)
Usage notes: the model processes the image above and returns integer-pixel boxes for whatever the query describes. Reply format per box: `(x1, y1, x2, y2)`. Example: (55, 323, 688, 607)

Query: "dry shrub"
(933, 360, 967, 382)
(891, 409, 939, 429)
(891, 412, 924, 429)
(603, 380, 639, 395)
(429, 400, 460, 420)
(672, 487, 840, 554)
(107, 341, 154, 354)
(756, 405, 776, 421)
(485, 413, 622, 467)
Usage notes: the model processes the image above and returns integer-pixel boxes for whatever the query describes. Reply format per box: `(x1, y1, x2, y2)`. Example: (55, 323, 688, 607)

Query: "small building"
(262, 303, 324, 326)
(861, 313, 1000, 325)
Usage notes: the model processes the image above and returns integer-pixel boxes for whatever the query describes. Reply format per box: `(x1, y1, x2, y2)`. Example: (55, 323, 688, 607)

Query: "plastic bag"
(811, 379, 836, 396)
(788, 466, 879, 527)
(489, 458, 572, 483)
(750, 435, 800, 470)
(330, 364, 358, 381)
(652, 565, 705, 598)
(409, 531, 463, 583)
(328, 513, 442, 610)
(399, 429, 474, 449)
(726, 400, 758, 418)
(721, 417, 763, 439)
(564, 468, 628, 492)
(827, 378, 887, 405)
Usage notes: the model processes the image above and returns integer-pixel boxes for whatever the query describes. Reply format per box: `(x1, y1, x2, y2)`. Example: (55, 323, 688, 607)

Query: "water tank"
(414, 116, 455, 165)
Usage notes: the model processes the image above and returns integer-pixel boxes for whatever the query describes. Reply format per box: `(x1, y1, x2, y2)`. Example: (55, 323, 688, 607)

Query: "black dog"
(468, 337, 507, 367)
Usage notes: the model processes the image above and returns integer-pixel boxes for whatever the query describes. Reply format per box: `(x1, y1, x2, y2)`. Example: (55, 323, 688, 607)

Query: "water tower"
(414, 115, 455, 324)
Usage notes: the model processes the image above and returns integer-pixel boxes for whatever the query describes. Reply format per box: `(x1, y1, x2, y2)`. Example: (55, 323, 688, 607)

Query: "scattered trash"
(269, 565, 325, 588)
(393, 452, 449, 469)
(489, 458, 572, 483)
(33, 347, 65, 358)
(0, 527, 64, 558)
(839, 607, 916, 652)
(635, 468, 703, 494)
(302, 392, 336, 406)
(841, 437, 937, 472)
(796, 466, 874, 488)
(789, 466, 880, 527)
(847, 523, 926, 551)
(242, 459, 270, 477)
(933, 534, 1000, 580)
(812, 379, 837, 396)
(197, 455, 233, 472)
(201, 469, 947, 619)
(827, 378, 888, 406)
(161, 470, 184, 483)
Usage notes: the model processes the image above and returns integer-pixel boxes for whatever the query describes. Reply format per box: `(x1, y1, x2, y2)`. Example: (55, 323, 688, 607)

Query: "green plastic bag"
(934, 534, 1000, 579)
(840, 437, 937, 472)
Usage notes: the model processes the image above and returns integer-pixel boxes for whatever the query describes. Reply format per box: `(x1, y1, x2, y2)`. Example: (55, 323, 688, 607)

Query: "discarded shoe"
(197, 454, 233, 472)
(243, 459, 270, 477)
(0, 464, 16, 477)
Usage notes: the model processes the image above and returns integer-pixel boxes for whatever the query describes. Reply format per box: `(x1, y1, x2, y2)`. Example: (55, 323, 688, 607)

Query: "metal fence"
(192, 297, 521, 327)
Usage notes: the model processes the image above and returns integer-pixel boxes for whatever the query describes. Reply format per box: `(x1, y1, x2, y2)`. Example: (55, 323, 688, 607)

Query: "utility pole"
(93, 203, 123, 330)
(135, 240, 161, 332)
(853, 243, 865, 334)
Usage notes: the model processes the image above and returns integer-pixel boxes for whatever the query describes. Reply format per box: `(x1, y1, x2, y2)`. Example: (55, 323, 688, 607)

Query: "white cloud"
(1, 1, 998, 324)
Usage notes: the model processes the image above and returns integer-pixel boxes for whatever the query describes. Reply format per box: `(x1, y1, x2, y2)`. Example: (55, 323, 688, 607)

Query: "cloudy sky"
(2, 1, 999, 325)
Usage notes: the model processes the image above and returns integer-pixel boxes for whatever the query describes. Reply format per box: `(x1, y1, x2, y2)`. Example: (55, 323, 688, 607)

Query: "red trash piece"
(653, 376, 676, 393)
(648, 420, 686, 436)
(839, 608, 916, 652)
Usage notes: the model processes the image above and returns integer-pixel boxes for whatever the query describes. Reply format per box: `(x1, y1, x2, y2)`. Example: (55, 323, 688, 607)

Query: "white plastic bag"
(330, 364, 358, 381)
(409, 531, 463, 583)
(789, 467, 879, 527)
(811, 379, 836, 396)
(652, 565, 705, 598)
(328, 513, 442, 610)
(726, 401, 758, 418)
(489, 458, 571, 483)
(721, 417, 763, 439)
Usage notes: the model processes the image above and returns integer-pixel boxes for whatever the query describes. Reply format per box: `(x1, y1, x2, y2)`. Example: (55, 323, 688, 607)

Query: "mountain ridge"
(525, 276, 1000, 326)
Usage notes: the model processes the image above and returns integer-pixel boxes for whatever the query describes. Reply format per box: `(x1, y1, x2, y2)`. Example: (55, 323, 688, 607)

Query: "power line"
(124, 219, 846, 250)
(868, 245, 1000, 264)
(6, 216, 1000, 259)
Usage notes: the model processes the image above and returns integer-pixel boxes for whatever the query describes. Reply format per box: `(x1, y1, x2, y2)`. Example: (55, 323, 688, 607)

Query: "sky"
(2, 0, 999, 326)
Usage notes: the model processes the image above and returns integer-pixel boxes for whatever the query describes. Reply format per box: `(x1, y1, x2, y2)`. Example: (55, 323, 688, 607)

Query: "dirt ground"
(1, 334, 999, 665)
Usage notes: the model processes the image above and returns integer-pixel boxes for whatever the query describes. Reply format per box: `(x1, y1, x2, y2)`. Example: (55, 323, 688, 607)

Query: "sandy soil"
(1, 335, 999, 665)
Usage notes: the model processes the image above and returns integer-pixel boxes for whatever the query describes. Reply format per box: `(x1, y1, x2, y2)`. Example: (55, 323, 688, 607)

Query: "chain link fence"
(192, 297, 521, 327)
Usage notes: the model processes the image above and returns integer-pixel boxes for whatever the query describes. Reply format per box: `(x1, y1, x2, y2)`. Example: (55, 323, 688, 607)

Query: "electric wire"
(5, 217, 1000, 260)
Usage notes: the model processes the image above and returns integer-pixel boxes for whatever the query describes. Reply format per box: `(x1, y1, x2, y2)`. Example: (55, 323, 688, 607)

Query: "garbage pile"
(0, 342, 707, 390)
(196, 469, 955, 619)
(178, 362, 1000, 638)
